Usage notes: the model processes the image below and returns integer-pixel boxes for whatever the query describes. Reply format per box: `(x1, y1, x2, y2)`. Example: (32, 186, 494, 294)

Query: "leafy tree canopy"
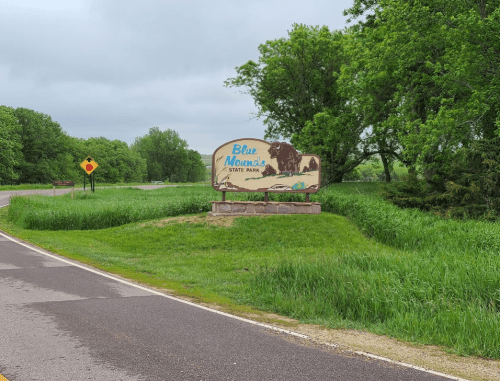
(226, 24, 377, 183)
(225, 24, 343, 142)
(0, 106, 204, 185)
(226, 1, 500, 214)
(0, 105, 23, 185)
(345, 0, 500, 217)
(131, 127, 205, 183)
(14, 107, 76, 184)
(77, 137, 147, 183)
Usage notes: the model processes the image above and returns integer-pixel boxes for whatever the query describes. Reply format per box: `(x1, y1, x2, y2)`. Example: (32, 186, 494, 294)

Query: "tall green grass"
(250, 253, 500, 357)
(249, 183, 500, 358)
(7, 185, 308, 231)
(314, 183, 500, 254)
(8, 186, 216, 230)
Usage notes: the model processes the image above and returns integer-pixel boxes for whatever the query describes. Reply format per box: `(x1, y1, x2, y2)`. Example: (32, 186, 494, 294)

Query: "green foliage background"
(227, 0, 500, 218)
(0, 106, 206, 185)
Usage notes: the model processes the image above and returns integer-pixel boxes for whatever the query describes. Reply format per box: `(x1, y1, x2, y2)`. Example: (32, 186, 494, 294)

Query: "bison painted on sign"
(268, 142, 302, 176)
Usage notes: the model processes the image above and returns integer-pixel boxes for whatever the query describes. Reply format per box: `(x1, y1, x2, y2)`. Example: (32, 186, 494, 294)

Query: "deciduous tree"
(0, 106, 22, 184)
(225, 24, 373, 183)
(345, 0, 500, 216)
(186, 150, 207, 183)
(14, 107, 76, 183)
(78, 137, 147, 183)
(132, 127, 204, 183)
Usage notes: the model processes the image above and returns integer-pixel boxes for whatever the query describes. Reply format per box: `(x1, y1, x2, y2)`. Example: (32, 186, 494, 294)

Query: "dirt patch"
(204, 214, 241, 227)
(144, 214, 240, 228)
(287, 324, 500, 381)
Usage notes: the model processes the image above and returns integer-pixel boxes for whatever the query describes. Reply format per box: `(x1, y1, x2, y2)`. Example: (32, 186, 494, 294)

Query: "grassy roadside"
(0, 182, 153, 191)
(0, 206, 387, 324)
(2, 183, 500, 359)
(0, 181, 211, 191)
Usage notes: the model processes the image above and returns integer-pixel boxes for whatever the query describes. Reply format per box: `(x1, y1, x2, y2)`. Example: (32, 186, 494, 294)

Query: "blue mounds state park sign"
(212, 138, 321, 193)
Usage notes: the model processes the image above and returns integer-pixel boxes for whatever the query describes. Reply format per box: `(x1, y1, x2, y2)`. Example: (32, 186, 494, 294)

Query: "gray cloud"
(0, 0, 353, 153)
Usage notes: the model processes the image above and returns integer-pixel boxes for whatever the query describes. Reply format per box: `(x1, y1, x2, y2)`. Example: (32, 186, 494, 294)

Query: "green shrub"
(384, 139, 500, 220)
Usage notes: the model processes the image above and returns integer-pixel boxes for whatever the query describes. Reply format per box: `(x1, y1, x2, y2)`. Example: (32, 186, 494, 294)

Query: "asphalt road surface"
(0, 188, 456, 380)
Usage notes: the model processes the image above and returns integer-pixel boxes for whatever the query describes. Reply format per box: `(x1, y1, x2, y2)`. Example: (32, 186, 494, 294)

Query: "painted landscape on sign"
(212, 139, 321, 193)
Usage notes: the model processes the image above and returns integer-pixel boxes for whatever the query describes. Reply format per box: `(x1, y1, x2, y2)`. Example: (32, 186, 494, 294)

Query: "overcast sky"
(1, 0, 353, 154)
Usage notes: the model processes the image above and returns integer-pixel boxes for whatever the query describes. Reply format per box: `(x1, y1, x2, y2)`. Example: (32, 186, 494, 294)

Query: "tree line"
(225, 0, 500, 219)
(0, 106, 206, 185)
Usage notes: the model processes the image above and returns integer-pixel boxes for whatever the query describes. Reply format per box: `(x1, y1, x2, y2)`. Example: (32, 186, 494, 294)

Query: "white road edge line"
(0, 227, 470, 381)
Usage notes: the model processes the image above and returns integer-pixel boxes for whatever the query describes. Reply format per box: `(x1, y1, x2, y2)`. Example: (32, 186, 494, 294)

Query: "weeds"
(314, 183, 500, 254)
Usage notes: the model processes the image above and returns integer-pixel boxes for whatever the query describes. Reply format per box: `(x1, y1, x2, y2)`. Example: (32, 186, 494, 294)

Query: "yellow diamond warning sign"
(80, 156, 99, 175)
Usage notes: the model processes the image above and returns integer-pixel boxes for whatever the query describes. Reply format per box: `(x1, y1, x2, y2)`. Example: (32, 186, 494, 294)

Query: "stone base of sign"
(208, 201, 321, 216)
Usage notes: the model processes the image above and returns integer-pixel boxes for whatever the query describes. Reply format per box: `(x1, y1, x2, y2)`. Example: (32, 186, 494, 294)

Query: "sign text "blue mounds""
(224, 144, 266, 167)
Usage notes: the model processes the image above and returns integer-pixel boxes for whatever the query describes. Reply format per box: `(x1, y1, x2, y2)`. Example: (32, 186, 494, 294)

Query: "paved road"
(0, 189, 455, 380)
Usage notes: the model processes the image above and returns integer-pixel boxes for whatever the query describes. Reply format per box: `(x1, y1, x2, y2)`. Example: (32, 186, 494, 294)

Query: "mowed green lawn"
(4, 210, 379, 303)
(2, 184, 500, 359)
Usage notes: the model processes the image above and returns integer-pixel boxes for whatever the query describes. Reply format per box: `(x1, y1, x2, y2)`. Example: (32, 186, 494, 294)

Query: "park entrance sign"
(212, 138, 321, 194)
(210, 138, 321, 216)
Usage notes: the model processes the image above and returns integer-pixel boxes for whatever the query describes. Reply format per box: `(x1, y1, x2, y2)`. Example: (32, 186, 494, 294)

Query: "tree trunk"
(331, 171, 344, 183)
(381, 154, 391, 183)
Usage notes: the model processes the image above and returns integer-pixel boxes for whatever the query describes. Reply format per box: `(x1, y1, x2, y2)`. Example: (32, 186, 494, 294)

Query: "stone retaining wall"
(209, 201, 321, 216)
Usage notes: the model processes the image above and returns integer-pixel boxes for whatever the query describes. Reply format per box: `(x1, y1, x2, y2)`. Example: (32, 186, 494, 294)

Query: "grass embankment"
(2, 183, 500, 358)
